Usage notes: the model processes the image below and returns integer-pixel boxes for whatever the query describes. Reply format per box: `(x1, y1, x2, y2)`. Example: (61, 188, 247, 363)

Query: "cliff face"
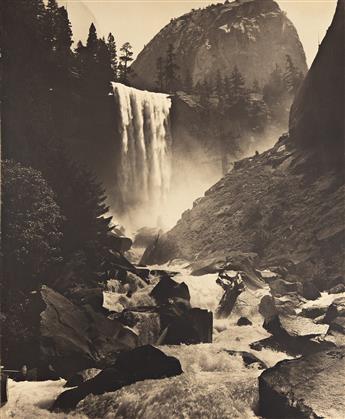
(143, 1, 345, 286)
(130, 0, 307, 90)
(289, 0, 345, 168)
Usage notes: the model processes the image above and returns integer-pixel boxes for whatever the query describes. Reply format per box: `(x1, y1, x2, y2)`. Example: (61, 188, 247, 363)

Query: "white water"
(113, 83, 172, 230)
(5, 262, 291, 418)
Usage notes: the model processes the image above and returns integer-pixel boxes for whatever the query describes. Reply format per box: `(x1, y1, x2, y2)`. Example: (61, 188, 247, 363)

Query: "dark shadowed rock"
(150, 275, 190, 304)
(289, 0, 345, 169)
(237, 317, 252, 326)
(259, 348, 345, 418)
(225, 350, 267, 370)
(160, 308, 213, 345)
(64, 368, 101, 388)
(53, 345, 183, 411)
(40, 286, 138, 378)
(329, 283, 345, 294)
(268, 278, 301, 297)
(301, 281, 321, 301)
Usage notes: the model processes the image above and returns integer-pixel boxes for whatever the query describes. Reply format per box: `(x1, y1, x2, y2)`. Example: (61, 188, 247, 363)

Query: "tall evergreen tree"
(155, 56, 165, 91)
(119, 42, 133, 85)
(107, 33, 118, 81)
(165, 43, 180, 93)
(284, 54, 304, 95)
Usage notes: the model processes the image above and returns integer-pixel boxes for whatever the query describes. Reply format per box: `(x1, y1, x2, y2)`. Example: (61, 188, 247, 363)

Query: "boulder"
(40, 286, 138, 378)
(237, 317, 252, 326)
(159, 308, 213, 345)
(53, 345, 183, 411)
(329, 283, 345, 294)
(150, 275, 190, 304)
(301, 281, 321, 300)
(324, 296, 345, 323)
(258, 295, 332, 355)
(64, 368, 101, 388)
(190, 257, 227, 276)
(269, 279, 301, 297)
(225, 350, 267, 370)
(301, 305, 328, 319)
(259, 348, 345, 418)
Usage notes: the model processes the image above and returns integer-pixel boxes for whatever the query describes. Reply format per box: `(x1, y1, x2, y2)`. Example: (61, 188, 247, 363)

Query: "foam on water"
(5, 262, 290, 418)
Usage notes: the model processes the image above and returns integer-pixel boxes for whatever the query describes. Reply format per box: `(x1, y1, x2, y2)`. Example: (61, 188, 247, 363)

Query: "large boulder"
(53, 345, 183, 411)
(64, 368, 101, 388)
(159, 307, 213, 345)
(150, 275, 190, 304)
(40, 286, 138, 378)
(257, 295, 332, 355)
(259, 348, 345, 418)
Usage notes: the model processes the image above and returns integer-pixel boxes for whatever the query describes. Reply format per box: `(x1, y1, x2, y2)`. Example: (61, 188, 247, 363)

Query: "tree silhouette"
(119, 42, 134, 85)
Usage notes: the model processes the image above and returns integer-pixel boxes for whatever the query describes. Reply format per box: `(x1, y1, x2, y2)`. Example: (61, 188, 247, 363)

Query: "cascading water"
(112, 82, 172, 230)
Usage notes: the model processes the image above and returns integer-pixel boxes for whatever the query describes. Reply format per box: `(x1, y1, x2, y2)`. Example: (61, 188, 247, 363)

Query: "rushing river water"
(4, 262, 290, 419)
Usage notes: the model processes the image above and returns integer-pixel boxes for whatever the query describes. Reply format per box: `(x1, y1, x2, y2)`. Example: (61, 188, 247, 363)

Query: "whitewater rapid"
(113, 83, 172, 230)
(4, 262, 291, 419)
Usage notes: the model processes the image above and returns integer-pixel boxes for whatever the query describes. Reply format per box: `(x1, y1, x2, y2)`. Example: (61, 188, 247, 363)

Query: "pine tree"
(86, 23, 98, 52)
(107, 33, 118, 81)
(155, 56, 165, 91)
(229, 65, 247, 103)
(165, 43, 180, 93)
(284, 54, 303, 95)
(119, 42, 134, 85)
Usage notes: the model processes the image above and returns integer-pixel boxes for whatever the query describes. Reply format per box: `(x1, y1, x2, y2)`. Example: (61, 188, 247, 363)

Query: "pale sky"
(60, 0, 337, 67)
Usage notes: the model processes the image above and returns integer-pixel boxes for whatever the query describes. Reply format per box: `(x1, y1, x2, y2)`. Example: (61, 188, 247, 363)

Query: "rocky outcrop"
(40, 286, 138, 377)
(289, 0, 345, 168)
(145, 2, 345, 286)
(259, 348, 345, 418)
(130, 0, 306, 90)
(53, 345, 183, 411)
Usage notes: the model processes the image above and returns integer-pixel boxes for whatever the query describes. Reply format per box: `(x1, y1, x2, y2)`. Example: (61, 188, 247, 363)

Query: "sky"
(60, 0, 337, 67)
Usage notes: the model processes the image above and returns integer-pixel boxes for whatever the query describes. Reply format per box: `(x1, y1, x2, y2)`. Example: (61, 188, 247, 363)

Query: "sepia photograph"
(1, 0, 344, 417)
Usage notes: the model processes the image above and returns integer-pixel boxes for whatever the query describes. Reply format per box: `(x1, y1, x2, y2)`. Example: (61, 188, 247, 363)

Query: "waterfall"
(112, 82, 172, 229)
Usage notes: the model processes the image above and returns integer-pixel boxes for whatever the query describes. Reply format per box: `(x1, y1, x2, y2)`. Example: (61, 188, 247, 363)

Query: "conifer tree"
(284, 54, 303, 95)
(165, 43, 180, 93)
(119, 42, 134, 85)
(155, 56, 165, 91)
(107, 33, 118, 81)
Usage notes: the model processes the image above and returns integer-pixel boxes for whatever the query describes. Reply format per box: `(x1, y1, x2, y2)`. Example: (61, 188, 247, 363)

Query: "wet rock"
(301, 305, 328, 319)
(64, 368, 101, 388)
(269, 279, 301, 297)
(237, 317, 252, 326)
(259, 348, 345, 418)
(324, 296, 345, 323)
(225, 350, 267, 370)
(331, 317, 345, 334)
(40, 286, 138, 378)
(258, 295, 332, 355)
(53, 345, 183, 411)
(150, 275, 190, 304)
(301, 281, 321, 300)
(329, 283, 345, 294)
(159, 308, 213, 345)
(190, 257, 227, 276)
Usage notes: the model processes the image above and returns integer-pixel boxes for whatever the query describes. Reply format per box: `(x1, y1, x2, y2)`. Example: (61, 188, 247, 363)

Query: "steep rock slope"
(289, 0, 345, 168)
(143, 0, 345, 285)
(130, 0, 307, 90)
